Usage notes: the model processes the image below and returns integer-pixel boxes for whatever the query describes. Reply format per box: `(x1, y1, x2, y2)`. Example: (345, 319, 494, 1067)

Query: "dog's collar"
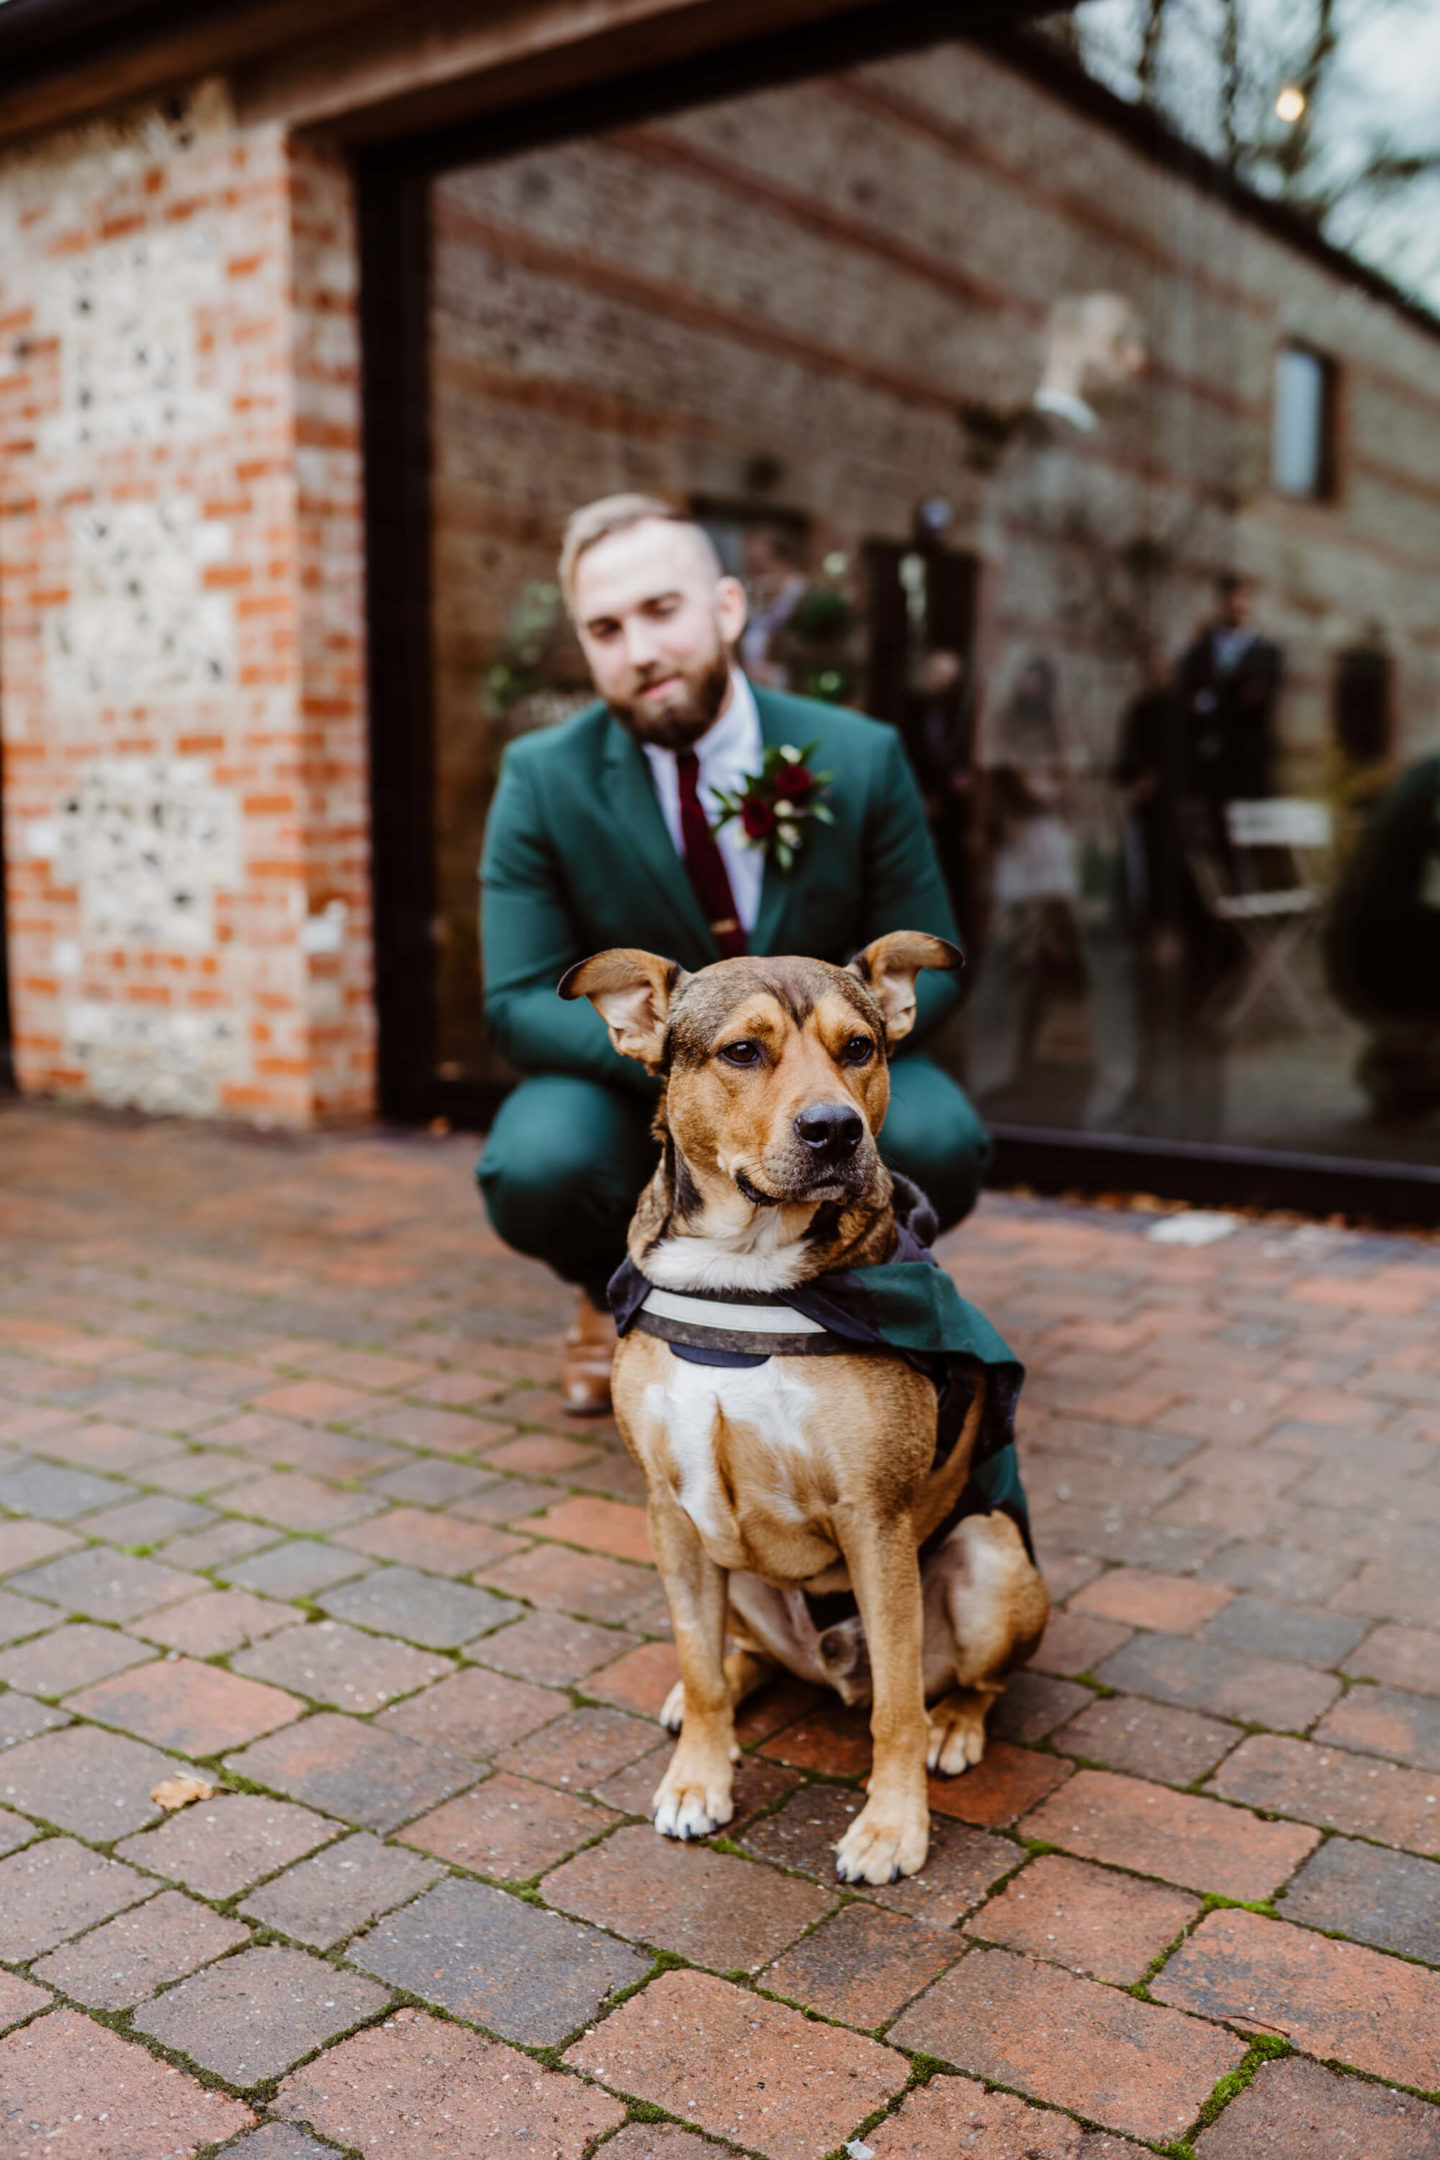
(636, 1282, 858, 1359)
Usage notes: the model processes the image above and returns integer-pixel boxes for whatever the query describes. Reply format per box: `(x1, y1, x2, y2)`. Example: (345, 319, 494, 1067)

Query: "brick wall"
(0, 85, 372, 1123)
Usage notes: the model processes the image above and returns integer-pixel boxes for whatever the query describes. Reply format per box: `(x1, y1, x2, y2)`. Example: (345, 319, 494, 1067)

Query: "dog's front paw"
(834, 1798, 929, 1884)
(652, 1752, 734, 1841)
(926, 1690, 991, 1777)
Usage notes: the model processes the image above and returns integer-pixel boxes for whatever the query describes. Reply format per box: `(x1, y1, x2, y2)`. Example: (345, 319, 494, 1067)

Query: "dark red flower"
(741, 796, 777, 839)
(773, 763, 815, 802)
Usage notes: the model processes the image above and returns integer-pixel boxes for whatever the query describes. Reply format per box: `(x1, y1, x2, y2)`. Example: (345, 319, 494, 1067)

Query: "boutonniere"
(711, 741, 834, 874)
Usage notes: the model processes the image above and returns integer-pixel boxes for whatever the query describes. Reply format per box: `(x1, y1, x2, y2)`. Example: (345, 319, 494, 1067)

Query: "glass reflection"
(429, 0, 1440, 1167)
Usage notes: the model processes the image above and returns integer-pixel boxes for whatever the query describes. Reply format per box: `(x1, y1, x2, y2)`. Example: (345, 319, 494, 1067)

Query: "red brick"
(409, 1369, 510, 1408)
(482, 1432, 598, 1474)
(1348, 1624, 1440, 1699)
(117, 1793, 340, 1898)
(1071, 1568, 1231, 1633)
(30, 1888, 250, 2007)
(582, 1638, 679, 1715)
(601, 2129, 734, 2160)
(734, 1673, 826, 1743)
(868, 2075, 1151, 2159)
(1095, 1631, 1340, 1730)
(542, 1821, 832, 1970)
(0, 1521, 81, 1575)
(133, 1943, 390, 2086)
(222, 1469, 382, 1533)
(1331, 1561, 1438, 1628)
(1212, 1732, 1440, 1851)
(1020, 1768, 1317, 1899)
(1315, 1684, 1440, 1770)
(531, 1493, 654, 1564)
(1154, 1907, 1440, 2087)
(334, 1506, 525, 1577)
(0, 2007, 253, 2155)
(1054, 1693, 1239, 1783)
(306, 1348, 433, 1392)
(378, 1663, 568, 1754)
(233, 1618, 448, 1713)
(127, 1588, 300, 1656)
(475, 1608, 638, 1684)
(223, 1710, 470, 1832)
(565, 1968, 907, 2160)
(762, 1899, 960, 2026)
(0, 1621, 155, 1696)
(478, 1541, 658, 1622)
(1193, 2054, 1440, 2158)
(928, 1740, 1074, 1827)
(497, 1704, 672, 1787)
(70, 1654, 304, 1755)
(890, 1946, 1244, 2143)
(399, 1771, 620, 1879)
(759, 1700, 873, 1775)
(0, 1723, 197, 1839)
(252, 1378, 376, 1422)
(967, 1853, 1199, 1982)
(1029, 1611, 1133, 1677)
(0, 1838, 150, 1960)
(1081, 1384, 1180, 1424)
(362, 1405, 518, 1454)
(239, 1831, 443, 1949)
(275, 2010, 624, 2157)
(0, 1971, 50, 2033)
(350, 1875, 645, 2044)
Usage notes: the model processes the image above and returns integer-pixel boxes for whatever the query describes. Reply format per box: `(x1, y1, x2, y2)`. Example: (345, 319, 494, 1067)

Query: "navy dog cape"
(608, 1175, 1031, 1566)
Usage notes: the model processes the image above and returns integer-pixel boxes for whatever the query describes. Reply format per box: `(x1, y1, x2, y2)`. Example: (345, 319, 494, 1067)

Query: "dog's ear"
(558, 949, 688, 1069)
(847, 931, 964, 1045)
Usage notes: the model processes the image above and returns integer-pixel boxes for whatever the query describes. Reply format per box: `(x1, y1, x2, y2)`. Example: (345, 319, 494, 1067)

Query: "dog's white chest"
(641, 1357, 819, 1553)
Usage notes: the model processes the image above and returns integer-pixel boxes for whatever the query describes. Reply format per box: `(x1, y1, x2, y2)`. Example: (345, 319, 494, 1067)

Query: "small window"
(1273, 344, 1337, 499)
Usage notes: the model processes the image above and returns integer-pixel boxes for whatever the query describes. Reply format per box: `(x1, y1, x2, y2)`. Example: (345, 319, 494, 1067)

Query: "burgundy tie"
(676, 749, 747, 958)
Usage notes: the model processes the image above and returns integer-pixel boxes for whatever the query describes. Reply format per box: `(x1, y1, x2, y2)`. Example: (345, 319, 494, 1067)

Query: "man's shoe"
(561, 1292, 617, 1416)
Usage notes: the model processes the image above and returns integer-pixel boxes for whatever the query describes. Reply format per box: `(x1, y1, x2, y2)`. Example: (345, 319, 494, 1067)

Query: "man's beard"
(609, 648, 732, 750)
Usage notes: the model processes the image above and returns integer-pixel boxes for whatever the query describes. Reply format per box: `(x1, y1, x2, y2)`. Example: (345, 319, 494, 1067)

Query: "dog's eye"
(840, 1035, 874, 1065)
(719, 1039, 762, 1068)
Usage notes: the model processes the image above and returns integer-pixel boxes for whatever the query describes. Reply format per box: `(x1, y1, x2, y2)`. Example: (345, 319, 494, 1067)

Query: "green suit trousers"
(477, 1054, 992, 1310)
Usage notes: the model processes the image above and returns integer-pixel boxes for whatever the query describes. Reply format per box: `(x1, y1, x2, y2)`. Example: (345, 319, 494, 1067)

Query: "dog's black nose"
(795, 1103, 863, 1156)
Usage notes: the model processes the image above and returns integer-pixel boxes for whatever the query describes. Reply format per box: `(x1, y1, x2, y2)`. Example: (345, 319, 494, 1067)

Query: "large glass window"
(426, 5, 1440, 1168)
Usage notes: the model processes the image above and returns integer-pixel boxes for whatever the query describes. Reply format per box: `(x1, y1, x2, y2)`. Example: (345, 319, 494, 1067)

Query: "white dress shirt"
(642, 670, 765, 936)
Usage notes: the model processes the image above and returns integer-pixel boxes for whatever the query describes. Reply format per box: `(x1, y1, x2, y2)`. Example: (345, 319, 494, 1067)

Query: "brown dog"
(560, 932, 1047, 1882)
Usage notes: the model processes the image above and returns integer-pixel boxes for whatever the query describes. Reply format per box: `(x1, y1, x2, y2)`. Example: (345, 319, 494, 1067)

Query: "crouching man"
(476, 494, 991, 1412)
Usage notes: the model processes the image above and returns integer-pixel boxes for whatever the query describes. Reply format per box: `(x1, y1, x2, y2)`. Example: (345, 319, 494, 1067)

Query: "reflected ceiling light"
(1275, 83, 1306, 124)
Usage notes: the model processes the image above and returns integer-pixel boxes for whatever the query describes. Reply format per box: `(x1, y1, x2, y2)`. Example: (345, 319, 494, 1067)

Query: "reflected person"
(1325, 751, 1440, 1123)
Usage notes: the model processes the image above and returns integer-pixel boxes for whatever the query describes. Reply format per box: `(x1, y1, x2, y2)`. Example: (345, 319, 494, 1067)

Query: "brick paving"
(0, 1104, 1437, 2155)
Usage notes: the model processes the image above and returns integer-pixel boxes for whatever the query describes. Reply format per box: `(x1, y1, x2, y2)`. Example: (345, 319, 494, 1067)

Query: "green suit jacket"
(480, 685, 963, 1095)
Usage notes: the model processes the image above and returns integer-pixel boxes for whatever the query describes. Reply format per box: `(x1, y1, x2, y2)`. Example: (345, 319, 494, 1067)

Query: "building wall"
(0, 84, 372, 1121)
(429, 39, 1440, 1075)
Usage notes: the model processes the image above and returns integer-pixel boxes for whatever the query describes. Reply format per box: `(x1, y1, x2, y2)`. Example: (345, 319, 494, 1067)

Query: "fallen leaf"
(150, 1774, 215, 1811)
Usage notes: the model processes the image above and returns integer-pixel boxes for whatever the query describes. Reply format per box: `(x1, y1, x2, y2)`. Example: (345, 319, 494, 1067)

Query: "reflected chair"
(1184, 798, 1335, 1035)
